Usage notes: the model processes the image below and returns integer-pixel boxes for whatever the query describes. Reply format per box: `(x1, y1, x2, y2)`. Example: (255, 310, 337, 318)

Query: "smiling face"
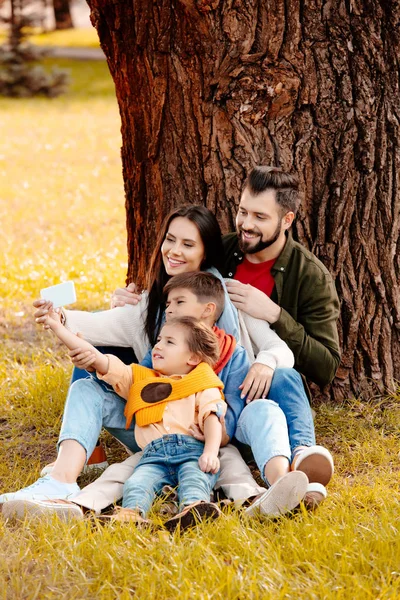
(236, 187, 293, 256)
(161, 217, 206, 276)
(151, 323, 198, 376)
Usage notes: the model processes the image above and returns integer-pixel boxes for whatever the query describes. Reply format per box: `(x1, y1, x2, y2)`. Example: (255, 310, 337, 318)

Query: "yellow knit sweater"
(124, 362, 224, 428)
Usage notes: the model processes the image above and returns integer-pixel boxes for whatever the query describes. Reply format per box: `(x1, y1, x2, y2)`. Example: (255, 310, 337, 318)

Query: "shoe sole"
(295, 453, 333, 486)
(41, 461, 109, 477)
(165, 503, 222, 532)
(244, 472, 309, 517)
(1, 499, 84, 522)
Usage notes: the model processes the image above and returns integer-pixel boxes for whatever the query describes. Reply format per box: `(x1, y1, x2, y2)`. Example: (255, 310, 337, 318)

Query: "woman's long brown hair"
(145, 205, 224, 346)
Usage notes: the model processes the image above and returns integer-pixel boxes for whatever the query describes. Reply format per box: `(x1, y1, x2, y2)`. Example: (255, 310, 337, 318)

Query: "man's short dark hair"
(163, 272, 225, 320)
(245, 166, 300, 215)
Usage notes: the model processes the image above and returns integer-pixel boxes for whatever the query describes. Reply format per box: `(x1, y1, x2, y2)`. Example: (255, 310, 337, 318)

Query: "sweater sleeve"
(241, 311, 294, 370)
(63, 295, 150, 362)
(196, 388, 226, 433)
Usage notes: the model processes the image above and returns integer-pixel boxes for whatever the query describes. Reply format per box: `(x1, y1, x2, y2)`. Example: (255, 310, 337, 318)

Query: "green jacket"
(222, 232, 341, 387)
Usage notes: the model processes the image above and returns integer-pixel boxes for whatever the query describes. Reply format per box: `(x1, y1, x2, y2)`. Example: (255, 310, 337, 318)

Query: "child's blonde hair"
(164, 316, 220, 367)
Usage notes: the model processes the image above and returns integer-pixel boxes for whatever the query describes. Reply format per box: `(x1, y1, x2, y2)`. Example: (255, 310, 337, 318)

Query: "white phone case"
(40, 281, 76, 308)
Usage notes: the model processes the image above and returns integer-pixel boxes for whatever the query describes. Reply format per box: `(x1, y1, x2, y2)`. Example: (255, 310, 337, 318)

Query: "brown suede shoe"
(164, 501, 222, 532)
(97, 507, 152, 527)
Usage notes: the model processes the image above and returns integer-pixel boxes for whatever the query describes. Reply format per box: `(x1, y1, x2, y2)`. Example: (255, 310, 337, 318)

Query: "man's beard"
(237, 221, 282, 254)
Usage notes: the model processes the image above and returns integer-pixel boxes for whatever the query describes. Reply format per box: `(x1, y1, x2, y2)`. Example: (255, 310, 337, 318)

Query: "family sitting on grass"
(0, 166, 340, 531)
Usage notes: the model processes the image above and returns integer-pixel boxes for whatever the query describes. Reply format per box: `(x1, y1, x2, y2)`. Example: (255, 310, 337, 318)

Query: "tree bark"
(53, 0, 73, 30)
(86, 0, 400, 401)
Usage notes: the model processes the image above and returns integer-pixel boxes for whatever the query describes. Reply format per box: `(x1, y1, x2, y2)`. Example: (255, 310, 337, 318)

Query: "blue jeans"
(58, 376, 141, 460)
(122, 435, 219, 516)
(235, 399, 290, 482)
(267, 368, 315, 454)
(234, 368, 316, 483)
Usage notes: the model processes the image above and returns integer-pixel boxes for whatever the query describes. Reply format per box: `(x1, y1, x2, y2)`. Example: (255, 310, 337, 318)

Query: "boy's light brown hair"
(163, 272, 225, 320)
(164, 316, 220, 367)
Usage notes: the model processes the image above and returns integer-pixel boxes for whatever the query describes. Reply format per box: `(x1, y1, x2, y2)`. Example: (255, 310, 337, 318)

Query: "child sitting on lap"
(41, 309, 226, 530)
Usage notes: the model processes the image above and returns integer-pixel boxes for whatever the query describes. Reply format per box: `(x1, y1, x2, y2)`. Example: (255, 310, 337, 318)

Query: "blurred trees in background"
(52, 0, 73, 30)
(0, 0, 69, 96)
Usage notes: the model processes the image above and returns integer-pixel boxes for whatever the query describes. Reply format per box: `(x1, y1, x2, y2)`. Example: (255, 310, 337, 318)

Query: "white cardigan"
(64, 294, 294, 370)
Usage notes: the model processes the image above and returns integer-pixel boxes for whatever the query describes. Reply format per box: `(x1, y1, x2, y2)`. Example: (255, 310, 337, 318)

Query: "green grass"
(1, 57, 400, 599)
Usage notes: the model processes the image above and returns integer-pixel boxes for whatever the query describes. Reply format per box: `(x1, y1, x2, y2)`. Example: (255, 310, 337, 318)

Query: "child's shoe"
(0, 476, 80, 504)
(291, 445, 334, 486)
(97, 507, 152, 527)
(164, 501, 222, 532)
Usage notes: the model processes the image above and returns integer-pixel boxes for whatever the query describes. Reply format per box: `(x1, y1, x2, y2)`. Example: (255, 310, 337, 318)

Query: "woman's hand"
(240, 363, 274, 402)
(198, 452, 220, 474)
(33, 299, 54, 326)
(33, 300, 61, 330)
(111, 283, 142, 308)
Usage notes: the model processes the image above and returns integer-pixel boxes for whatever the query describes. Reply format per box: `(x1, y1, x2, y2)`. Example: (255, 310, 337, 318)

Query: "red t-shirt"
(234, 257, 276, 297)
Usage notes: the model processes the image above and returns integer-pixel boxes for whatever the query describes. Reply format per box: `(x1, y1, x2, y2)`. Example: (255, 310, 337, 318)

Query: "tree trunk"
(86, 0, 400, 401)
(53, 0, 73, 30)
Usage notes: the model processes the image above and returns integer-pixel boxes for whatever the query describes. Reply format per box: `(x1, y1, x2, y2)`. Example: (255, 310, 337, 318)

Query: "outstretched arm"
(41, 302, 109, 375)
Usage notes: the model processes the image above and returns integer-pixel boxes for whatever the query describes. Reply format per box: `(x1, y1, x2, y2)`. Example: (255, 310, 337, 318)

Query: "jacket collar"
(271, 232, 294, 274)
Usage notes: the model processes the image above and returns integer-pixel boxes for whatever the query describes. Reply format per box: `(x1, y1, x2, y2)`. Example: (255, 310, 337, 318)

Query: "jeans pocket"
(182, 437, 204, 455)
(142, 444, 157, 458)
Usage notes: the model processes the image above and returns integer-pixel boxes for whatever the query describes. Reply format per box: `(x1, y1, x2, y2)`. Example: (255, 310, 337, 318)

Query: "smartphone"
(40, 281, 77, 308)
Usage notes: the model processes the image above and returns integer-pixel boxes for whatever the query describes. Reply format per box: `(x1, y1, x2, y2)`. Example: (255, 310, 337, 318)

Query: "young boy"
(35, 307, 227, 529)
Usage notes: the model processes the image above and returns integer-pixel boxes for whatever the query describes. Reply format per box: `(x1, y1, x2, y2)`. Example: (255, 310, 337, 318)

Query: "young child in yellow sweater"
(41, 308, 226, 530)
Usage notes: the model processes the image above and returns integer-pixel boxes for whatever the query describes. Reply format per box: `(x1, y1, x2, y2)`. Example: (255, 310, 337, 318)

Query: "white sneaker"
(0, 476, 80, 504)
(2, 498, 85, 522)
(303, 482, 327, 511)
(244, 471, 309, 517)
(292, 445, 334, 486)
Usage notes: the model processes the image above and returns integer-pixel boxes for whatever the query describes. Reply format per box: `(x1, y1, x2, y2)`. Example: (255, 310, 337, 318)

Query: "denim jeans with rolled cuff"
(122, 434, 219, 516)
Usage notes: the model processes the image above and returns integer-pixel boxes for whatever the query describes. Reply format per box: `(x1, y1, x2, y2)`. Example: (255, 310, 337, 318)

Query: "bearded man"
(223, 166, 341, 397)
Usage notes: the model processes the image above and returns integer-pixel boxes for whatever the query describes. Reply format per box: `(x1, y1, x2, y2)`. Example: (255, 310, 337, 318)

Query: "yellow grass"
(0, 58, 399, 599)
(0, 27, 100, 47)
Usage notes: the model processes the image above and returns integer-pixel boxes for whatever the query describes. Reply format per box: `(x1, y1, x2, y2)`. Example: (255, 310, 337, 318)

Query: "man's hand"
(198, 452, 220, 474)
(111, 283, 142, 308)
(240, 363, 274, 402)
(189, 414, 230, 447)
(226, 280, 281, 323)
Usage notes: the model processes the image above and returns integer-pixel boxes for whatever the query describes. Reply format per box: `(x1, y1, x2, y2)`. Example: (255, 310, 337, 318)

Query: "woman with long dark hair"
(144, 205, 225, 346)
